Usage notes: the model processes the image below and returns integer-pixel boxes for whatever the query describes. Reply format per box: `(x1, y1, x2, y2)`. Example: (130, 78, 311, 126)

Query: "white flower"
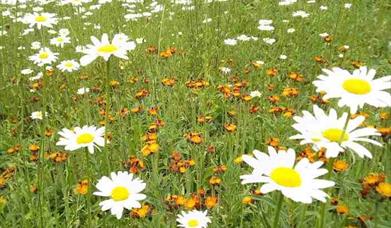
(57, 60, 80, 72)
(77, 87, 90, 95)
(31, 41, 41, 50)
(50, 35, 71, 48)
(177, 210, 211, 228)
(250, 90, 262, 98)
(279, 55, 287, 60)
(30, 111, 47, 120)
(344, 3, 352, 9)
(292, 10, 310, 18)
(287, 28, 295, 33)
(313, 66, 391, 114)
(240, 147, 335, 203)
(56, 125, 105, 154)
(219, 67, 231, 74)
(224, 38, 237, 46)
(263, 38, 276, 45)
(94, 171, 146, 219)
(79, 33, 136, 66)
(22, 12, 58, 29)
(290, 105, 382, 158)
(21, 69, 33, 75)
(28, 47, 58, 67)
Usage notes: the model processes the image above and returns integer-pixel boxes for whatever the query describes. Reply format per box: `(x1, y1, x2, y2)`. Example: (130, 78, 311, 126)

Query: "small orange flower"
(266, 137, 280, 148)
(242, 196, 253, 204)
(74, 179, 89, 195)
(131, 204, 153, 218)
(186, 133, 203, 144)
(266, 68, 278, 77)
(336, 204, 349, 215)
(333, 160, 349, 172)
(161, 78, 176, 86)
(209, 176, 222, 186)
(282, 87, 299, 97)
(288, 72, 304, 82)
(376, 182, 391, 198)
(205, 196, 218, 209)
(224, 123, 237, 132)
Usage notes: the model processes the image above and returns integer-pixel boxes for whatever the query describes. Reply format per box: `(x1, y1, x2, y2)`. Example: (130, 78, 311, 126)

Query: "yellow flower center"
(76, 133, 94, 144)
(270, 167, 302, 187)
(56, 37, 64, 42)
(187, 219, 199, 228)
(111, 186, 129, 201)
(322, 128, 349, 142)
(64, 62, 74, 68)
(39, 52, 49, 59)
(342, 79, 371, 95)
(98, 44, 118, 53)
(35, 15, 47, 22)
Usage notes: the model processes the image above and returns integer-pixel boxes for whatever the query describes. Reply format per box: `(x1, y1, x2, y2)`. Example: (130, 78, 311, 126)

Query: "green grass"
(0, 0, 390, 227)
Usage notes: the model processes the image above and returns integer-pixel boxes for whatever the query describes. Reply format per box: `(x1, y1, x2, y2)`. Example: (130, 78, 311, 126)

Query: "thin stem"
(103, 59, 111, 171)
(318, 112, 351, 228)
(272, 192, 284, 228)
(84, 150, 92, 227)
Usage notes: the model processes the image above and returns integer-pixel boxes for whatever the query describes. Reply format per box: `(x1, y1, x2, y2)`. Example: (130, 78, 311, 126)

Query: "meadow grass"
(0, 0, 390, 227)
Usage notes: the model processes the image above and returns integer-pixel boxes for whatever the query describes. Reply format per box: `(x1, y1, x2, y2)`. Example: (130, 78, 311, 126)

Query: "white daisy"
(313, 66, 391, 114)
(30, 111, 47, 120)
(22, 12, 58, 29)
(290, 105, 382, 158)
(28, 47, 58, 67)
(79, 33, 136, 66)
(56, 125, 105, 154)
(57, 60, 80, 72)
(240, 147, 335, 203)
(93, 171, 146, 219)
(177, 210, 211, 228)
(50, 35, 71, 48)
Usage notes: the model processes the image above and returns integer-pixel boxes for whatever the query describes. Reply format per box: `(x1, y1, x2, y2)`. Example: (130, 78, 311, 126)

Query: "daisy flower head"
(93, 171, 146, 219)
(57, 59, 80, 72)
(313, 66, 391, 114)
(22, 12, 58, 29)
(56, 125, 105, 154)
(50, 35, 71, 48)
(29, 47, 58, 67)
(79, 33, 136, 66)
(290, 105, 382, 158)
(177, 210, 211, 228)
(240, 147, 335, 203)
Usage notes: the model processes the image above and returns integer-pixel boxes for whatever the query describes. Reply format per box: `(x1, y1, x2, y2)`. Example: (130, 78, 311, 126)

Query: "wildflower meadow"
(0, 0, 390, 227)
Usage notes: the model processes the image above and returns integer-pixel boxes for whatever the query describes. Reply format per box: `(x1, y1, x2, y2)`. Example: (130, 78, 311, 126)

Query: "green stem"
(103, 59, 112, 172)
(272, 192, 284, 228)
(318, 112, 351, 228)
(85, 150, 92, 227)
(297, 204, 307, 228)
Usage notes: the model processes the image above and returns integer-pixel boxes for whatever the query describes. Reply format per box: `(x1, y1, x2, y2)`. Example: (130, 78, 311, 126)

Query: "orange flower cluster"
(360, 173, 388, 198)
(185, 132, 203, 144)
(74, 179, 89, 195)
(130, 203, 153, 218)
(185, 79, 209, 89)
(268, 106, 295, 118)
(123, 156, 145, 174)
(297, 146, 327, 163)
(217, 79, 249, 99)
(0, 167, 16, 189)
(165, 189, 218, 210)
(44, 151, 68, 163)
(29, 144, 40, 161)
(141, 120, 164, 156)
(169, 151, 195, 173)
(160, 47, 177, 58)
(6, 144, 21, 154)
